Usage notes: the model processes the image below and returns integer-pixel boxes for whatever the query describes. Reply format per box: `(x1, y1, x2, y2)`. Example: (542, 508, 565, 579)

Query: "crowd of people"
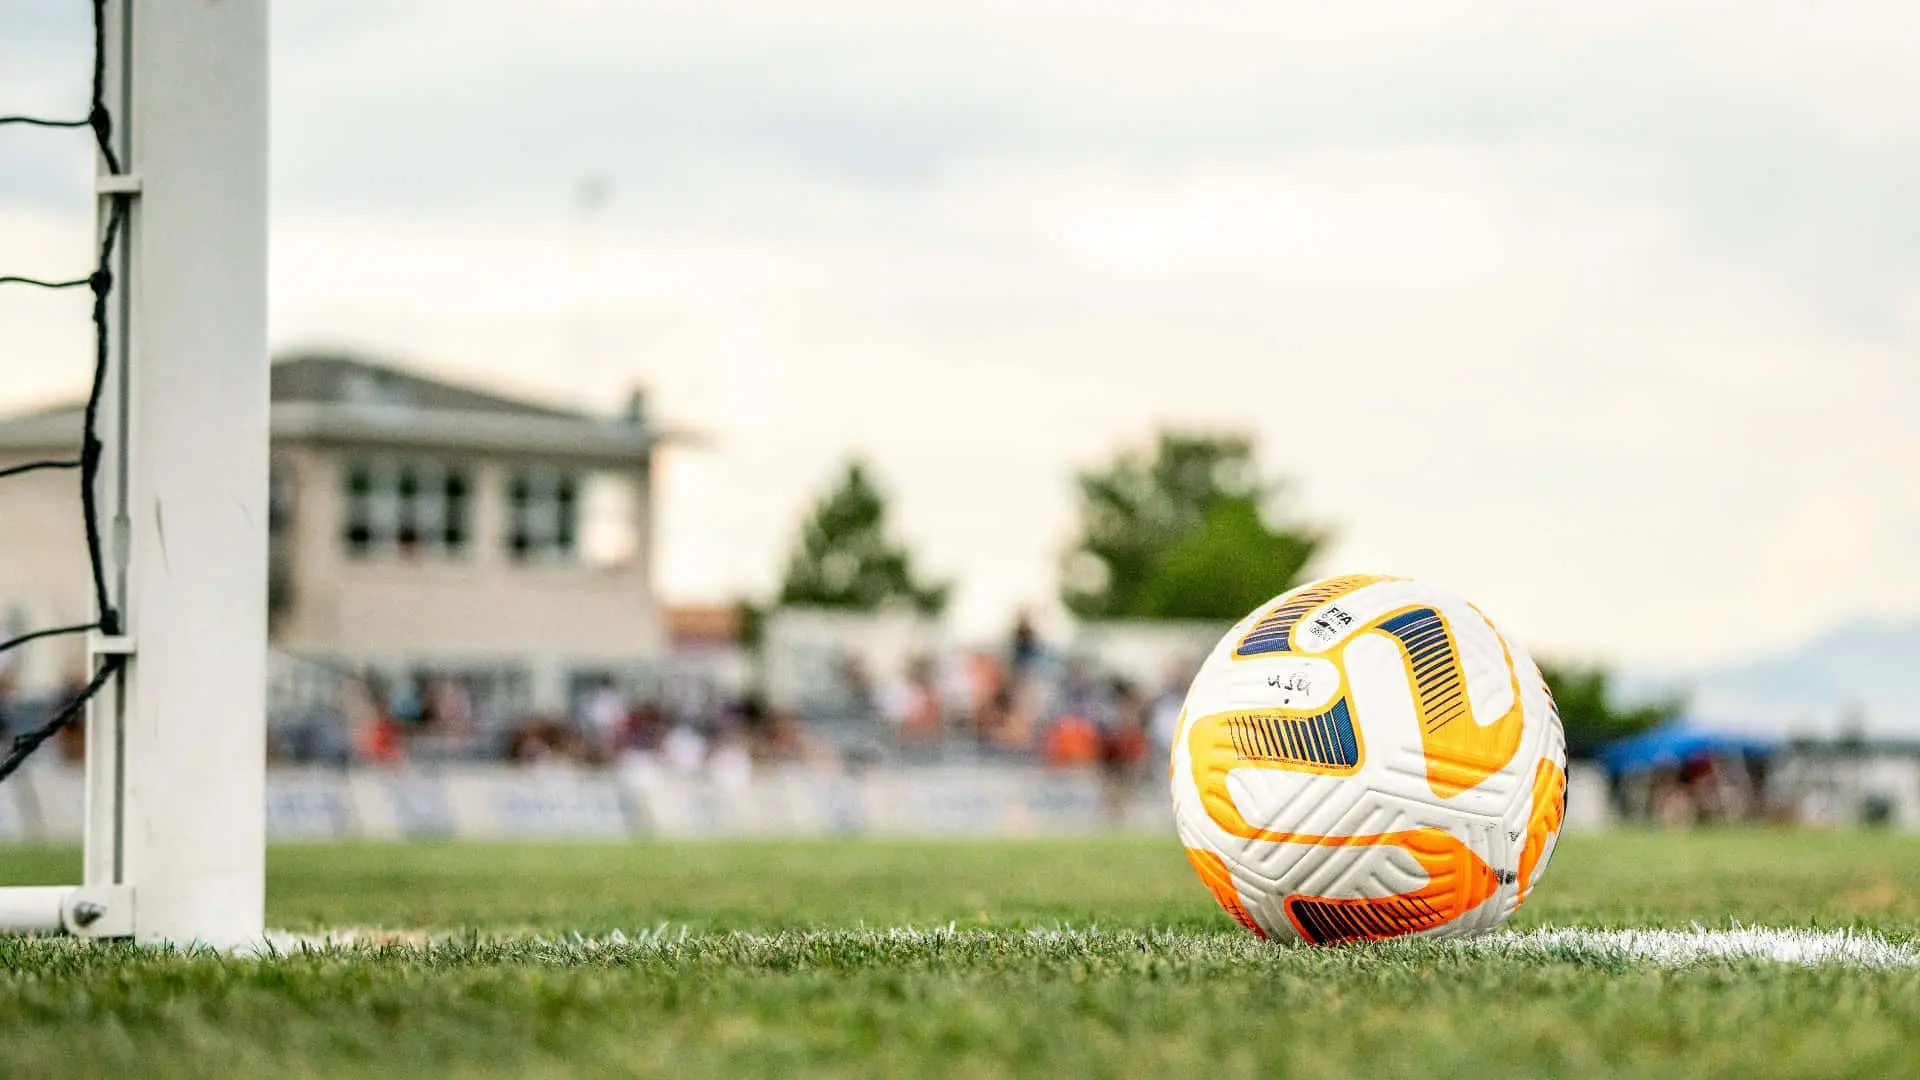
(1614, 750, 1778, 825)
(1, 615, 1194, 792)
(258, 614, 1195, 791)
(860, 629, 1190, 777)
(279, 668, 837, 778)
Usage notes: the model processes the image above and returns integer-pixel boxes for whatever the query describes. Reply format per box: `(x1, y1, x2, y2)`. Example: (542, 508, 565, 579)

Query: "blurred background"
(2, 0, 1917, 840)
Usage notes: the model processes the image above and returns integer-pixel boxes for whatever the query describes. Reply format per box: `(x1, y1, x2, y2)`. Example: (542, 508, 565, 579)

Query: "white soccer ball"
(1170, 574, 1568, 944)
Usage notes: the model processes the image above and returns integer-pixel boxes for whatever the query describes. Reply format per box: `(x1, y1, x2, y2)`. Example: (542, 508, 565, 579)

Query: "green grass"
(3, 832, 1919, 1079)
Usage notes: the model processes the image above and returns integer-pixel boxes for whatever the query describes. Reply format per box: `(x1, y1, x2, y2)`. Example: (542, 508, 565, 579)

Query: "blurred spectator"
(54, 672, 87, 764)
(978, 683, 1037, 754)
(1009, 609, 1042, 679)
(1100, 688, 1151, 823)
(661, 721, 708, 775)
(582, 676, 626, 758)
(0, 662, 16, 742)
(1146, 662, 1189, 765)
(354, 709, 407, 766)
(708, 719, 753, 789)
(623, 700, 666, 756)
(936, 653, 975, 728)
(1102, 711, 1149, 773)
(1093, 678, 1148, 768)
(961, 651, 1003, 724)
(506, 715, 581, 767)
(882, 654, 944, 742)
(1041, 711, 1102, 768)
(835, 654, 877, 717)
(422, 676, 475, 737)
(753, 707, 834, 769)
(342, 675, 406, 766)
(1650, 765, 1693, 826)
(1055, 660, 1101, 727)
(389, 673, 424, 729)
(1680, 750, 1723, 822)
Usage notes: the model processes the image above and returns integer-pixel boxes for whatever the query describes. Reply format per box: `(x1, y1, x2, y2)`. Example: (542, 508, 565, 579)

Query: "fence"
(0, 762, 1627, 842)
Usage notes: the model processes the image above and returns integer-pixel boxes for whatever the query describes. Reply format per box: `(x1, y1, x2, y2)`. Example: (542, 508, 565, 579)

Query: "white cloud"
(5, 0, 1920, 666)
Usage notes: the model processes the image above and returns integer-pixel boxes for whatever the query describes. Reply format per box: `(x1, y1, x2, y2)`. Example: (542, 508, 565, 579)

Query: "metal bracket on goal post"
(0, 0, 269, 948)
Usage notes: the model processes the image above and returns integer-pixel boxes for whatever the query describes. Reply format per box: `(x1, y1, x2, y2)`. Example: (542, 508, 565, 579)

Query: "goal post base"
(0, 885, 134, 938)
(0, 0, 268, 950)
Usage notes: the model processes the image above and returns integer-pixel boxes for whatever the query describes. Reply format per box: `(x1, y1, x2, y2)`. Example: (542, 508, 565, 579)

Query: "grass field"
(3, 831, 1919, 1078)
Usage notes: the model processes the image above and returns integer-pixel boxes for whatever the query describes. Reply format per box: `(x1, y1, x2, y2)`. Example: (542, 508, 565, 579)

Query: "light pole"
(569, 173, 614, 396)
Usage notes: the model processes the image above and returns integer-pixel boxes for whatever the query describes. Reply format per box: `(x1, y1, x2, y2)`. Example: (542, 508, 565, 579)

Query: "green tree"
(1062, 432, 1324, 620)
(776, 459, 949, 615)
(1539, 661, 1683, 761)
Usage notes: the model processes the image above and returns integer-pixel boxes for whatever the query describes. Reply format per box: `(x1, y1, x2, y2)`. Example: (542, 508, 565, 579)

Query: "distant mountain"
(1623, 619, 1920, 738)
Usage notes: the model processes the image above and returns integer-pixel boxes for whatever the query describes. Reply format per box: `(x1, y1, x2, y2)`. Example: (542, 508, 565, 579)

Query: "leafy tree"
(1062, 432, 1323, 620)
(1539, 661, 1682, 761)
(776, 459, 949, 616)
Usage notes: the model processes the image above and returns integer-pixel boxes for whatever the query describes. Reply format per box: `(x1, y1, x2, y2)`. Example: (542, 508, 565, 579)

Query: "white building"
(0, 354, 668, 718)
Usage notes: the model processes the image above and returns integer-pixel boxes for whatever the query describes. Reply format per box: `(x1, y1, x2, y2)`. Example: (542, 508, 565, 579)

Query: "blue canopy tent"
(1598, 721, 1776, 780)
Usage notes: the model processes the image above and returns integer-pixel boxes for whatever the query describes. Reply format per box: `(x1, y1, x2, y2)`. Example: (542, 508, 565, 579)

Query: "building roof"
(0, 354, 667, 464)
(272, 353, 585, 419)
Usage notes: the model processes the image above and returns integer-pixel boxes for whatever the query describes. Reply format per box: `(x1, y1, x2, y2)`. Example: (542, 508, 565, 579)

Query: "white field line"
(256, 925, 1920, 968)
(1463, 926, 1920, 968)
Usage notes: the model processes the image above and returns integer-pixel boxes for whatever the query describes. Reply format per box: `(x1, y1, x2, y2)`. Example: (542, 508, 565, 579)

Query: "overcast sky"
(4, 0, 1918, 668)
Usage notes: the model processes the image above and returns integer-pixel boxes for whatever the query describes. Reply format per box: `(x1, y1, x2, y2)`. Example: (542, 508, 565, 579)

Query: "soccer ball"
(1170, 574, 1567, 944)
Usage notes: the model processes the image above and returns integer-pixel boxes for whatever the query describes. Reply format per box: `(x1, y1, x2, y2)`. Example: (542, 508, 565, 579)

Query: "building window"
(579, 471, 640, 569)
(342, 459, 472, 559)
(506, 469, 579, 563)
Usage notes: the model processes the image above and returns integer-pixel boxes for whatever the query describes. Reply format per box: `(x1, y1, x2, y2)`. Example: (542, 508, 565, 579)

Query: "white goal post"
(0, 0, 268, 946)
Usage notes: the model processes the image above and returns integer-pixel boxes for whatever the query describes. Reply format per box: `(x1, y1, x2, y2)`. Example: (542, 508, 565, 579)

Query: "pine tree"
(777, 460, 950, 615)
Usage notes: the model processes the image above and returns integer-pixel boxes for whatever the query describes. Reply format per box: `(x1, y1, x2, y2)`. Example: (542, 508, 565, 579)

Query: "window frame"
(504, 466, 582, 565)
(340, 456, 475, 561)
